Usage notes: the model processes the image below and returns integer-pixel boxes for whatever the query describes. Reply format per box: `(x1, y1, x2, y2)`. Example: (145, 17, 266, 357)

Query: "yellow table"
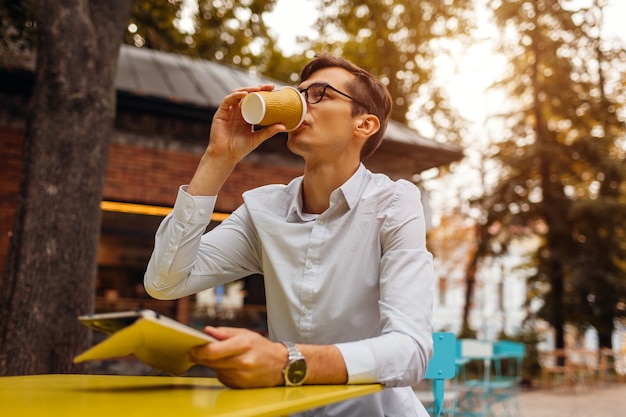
(0, 374, 382, 417)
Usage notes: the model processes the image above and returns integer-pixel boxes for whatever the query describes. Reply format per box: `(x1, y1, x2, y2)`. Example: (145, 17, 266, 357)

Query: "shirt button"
(199, 209, 206, 216)
(316, 219, 324, 225)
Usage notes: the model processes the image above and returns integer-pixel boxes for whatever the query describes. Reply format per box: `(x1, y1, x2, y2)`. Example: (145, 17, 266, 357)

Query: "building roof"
(116, 46, 463, 173)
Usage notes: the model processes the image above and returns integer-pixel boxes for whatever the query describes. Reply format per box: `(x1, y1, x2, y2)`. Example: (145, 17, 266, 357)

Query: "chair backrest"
(493, 340, 525, 358)
(425, 332, 457, 417)
(459, 338, 494, 358)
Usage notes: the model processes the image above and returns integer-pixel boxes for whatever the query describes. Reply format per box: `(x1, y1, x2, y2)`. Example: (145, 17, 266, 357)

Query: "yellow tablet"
(74, 310, 216, 375)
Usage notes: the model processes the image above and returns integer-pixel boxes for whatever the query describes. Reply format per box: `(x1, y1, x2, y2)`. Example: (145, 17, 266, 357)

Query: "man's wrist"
(187, 153, 234, 196)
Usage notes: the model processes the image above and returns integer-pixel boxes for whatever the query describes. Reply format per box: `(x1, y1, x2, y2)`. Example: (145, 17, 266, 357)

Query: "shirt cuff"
(172, 185, 218, 224)
(335, 341, 377, 384)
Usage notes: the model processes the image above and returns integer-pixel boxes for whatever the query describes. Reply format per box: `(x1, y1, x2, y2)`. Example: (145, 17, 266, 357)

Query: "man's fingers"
(189, 327, 251, 362)
(252, 124, 287, 141)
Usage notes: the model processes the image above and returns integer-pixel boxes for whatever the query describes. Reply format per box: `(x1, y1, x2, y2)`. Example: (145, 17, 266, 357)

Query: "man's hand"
(207, 84, 286, 164)
(189, 326, 287, 388)
(187, 85, 287, 196)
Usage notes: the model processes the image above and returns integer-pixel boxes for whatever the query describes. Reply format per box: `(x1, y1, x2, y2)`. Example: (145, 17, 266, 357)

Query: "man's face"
(288, 67, 363, 163)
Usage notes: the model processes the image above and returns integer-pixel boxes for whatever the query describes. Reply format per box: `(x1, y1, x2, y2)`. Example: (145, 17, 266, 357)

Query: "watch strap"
(281, 341, 307, 386)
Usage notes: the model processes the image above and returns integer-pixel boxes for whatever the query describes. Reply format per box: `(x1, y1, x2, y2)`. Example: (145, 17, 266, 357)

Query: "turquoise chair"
(425, 332, 458, 417)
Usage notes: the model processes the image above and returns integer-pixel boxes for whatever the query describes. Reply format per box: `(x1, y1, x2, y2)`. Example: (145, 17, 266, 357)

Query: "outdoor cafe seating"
(415, 338, 526, 417)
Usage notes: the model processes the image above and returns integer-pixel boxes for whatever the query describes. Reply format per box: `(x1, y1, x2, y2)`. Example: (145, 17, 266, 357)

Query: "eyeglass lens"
(301, 83, 326, 104)
(299, 83, 367, 111)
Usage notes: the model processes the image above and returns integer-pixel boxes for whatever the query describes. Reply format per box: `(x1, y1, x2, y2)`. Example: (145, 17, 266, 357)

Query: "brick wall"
(104, 141, 200, 207)
(104, 140, 303, 211)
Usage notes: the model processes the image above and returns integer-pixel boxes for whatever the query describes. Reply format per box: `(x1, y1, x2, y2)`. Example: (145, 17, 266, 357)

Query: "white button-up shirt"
(145, 164, 434, 416)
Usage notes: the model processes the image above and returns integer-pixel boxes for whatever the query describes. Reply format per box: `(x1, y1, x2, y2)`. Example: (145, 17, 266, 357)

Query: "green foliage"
(191, 0, 279, 70)
(0, 0, 38, 64)
(122, 0, 285, 78)
(125, 0, 190, 54)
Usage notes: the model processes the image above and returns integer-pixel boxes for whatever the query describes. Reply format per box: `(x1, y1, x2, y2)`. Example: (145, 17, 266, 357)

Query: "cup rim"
(241, 92, 267, 125)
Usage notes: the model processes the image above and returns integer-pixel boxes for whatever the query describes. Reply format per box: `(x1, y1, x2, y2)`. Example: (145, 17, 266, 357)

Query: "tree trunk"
(460, 219, 491, 337)
(0, 0, 132, 376)
(597, 329, 613, 350)
(461, 255, 477, 335)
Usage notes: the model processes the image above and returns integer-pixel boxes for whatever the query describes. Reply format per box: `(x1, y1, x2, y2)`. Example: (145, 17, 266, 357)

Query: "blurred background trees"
(470, 0, 626, 349)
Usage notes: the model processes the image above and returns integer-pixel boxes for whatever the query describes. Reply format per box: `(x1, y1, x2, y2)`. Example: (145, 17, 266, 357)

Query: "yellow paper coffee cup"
(241, 87, 307, 132)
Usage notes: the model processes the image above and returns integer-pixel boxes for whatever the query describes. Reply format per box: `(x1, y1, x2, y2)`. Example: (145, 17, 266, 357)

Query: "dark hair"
(300, 54, 392, 161)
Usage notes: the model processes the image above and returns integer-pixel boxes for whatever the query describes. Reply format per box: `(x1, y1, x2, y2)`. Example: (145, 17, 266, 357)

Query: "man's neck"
(301, 162, 360, 214)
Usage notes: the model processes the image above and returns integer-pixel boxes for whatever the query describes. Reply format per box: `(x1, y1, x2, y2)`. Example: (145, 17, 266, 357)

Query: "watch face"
(286, 358, 307, 385)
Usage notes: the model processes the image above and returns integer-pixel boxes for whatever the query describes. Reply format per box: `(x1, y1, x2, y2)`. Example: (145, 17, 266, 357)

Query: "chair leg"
(432, 380, 444, 417)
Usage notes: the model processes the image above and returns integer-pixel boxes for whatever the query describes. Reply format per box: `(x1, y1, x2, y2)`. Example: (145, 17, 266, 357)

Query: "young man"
(144, 54, 434, 416)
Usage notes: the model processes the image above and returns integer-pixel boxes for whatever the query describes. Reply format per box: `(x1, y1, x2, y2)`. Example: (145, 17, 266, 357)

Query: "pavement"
(516, 384, 626, 417)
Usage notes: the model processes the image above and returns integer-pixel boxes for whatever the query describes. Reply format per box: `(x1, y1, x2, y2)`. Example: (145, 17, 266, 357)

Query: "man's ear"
(354, 114, 381, 139)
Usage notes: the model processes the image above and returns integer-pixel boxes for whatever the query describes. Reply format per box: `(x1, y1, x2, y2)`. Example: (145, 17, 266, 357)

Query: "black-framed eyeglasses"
(298, 82, 368, 110)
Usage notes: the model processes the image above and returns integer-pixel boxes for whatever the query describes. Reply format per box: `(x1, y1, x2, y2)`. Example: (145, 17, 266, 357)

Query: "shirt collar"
(286, 163, 368, 222)
(286, 179, 307, 222)
(335, 163, 367, 210)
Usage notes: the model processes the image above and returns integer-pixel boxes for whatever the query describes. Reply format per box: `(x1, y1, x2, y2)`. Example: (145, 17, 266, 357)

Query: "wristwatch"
(281, 341, 307, 386)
